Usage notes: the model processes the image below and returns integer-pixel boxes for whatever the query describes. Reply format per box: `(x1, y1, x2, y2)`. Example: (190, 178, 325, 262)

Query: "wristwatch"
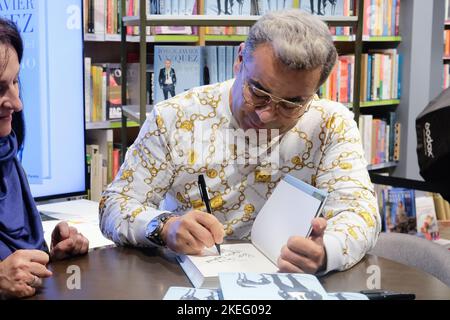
(146, 212, 178, 246)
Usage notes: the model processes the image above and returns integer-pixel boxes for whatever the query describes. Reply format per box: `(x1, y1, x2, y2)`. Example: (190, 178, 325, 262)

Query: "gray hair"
(243, 9, 337, 86)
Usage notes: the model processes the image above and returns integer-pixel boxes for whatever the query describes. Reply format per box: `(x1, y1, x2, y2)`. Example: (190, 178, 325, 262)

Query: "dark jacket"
(158, 67, 176, 87)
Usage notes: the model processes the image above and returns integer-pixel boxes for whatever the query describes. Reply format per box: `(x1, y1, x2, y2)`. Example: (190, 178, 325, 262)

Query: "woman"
(0, 18, 89, 299)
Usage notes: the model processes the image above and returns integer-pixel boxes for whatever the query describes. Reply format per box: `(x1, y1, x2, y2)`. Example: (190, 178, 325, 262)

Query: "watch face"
(148, 219, 161, 235)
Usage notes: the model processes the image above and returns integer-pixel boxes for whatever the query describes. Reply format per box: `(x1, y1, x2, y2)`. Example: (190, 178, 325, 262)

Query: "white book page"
(41, 220, 115, 250)
(251, 179, 325, 264)
(185, 244, 278, 278)
(37, 199, 100, 225)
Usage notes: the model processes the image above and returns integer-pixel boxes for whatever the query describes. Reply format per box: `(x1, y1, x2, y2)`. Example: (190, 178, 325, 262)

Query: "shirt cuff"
(134, 209, 172, 246)
(319, 233, 345, 275)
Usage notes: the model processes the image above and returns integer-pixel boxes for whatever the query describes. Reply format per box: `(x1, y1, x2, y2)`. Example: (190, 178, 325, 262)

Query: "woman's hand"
(0, 249, 52, 299)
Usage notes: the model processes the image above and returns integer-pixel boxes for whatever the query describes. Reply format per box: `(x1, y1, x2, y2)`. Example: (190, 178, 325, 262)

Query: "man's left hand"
(277, 217, 327, 274)
(50, 222, 89, 261)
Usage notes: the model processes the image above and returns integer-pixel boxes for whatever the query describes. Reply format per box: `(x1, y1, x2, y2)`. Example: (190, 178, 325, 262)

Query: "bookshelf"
(444, 0, 450, 89)
(84, 1, 406, 174)
(85, 120, 139, 130)
(118, 0, 363, 160)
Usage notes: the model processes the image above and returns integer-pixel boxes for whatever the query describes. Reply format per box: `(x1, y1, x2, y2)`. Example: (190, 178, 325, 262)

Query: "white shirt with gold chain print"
(99, 79, 381, 274)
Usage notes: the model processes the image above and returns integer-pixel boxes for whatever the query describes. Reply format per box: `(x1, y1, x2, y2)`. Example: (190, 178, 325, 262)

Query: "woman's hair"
(0, 17, 24, 149)
(242, 9, 338, 87)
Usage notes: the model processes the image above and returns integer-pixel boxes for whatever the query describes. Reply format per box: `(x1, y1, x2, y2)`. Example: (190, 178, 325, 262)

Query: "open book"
(177, 175, 328, 288)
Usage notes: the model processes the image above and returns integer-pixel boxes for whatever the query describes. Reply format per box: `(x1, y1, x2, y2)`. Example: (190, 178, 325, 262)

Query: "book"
(177, 175, 328, 288)
(219, 272, 329, 300)
(433, 193, 447, 221)
(154, 46, 204, 104)
(415, 195, 440, 240)
(300, 0, 344, 16)
(105, 63, 123, 120)
(163, 287, 221, 300)
(382, 188, 416, 234)
(162, 273, 369, 300)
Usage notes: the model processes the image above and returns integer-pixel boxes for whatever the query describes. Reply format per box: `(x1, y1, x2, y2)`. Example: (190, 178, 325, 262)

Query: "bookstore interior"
(1, 0, 450, 300)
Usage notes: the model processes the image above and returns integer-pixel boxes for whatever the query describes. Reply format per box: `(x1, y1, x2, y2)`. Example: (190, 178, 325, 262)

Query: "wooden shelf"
(346, 99, 400, 108)
(122, 14, 358, 27)
(85, 34, 199, 43)
(122, 105, 154, 123)
(85, 33, 400, 44)
(86, 120, 139, 130)
(362, 35, 402, 42)
(204, 35, 248, 42)
(367, 161, 398, 171)
(333, 35, 402, 42)
(360, 99, 400, 107)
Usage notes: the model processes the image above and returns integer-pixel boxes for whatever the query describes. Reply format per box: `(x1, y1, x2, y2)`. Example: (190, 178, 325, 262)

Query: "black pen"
(198, 174, 221, 255)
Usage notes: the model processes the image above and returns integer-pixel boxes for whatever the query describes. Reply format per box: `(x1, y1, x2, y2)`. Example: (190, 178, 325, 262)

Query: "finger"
(27, 274, 43, 288)
(21, 249, 50, 265)
(310, 218, 327, 238)
(72, 234, 85, 256)
(69, 226, 79, 237)
(55, 221, 70, 239)
(69, 234, 82, 256)
(279, 245, 318, 274)
(277, 256, 304, 273)
(51, 238, 75, 260)
(286, 236, 324, 261)
(195, 212, 225, 244)
(186, 219, 217, 248)
(29, 262, 53, 278)
(79, 237, 89, 255)
(17, 285, 36, 298)
(179, 232, 204, 255)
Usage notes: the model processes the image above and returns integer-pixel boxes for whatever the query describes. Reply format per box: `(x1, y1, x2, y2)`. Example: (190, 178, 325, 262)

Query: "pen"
(198, 174, 221, 255)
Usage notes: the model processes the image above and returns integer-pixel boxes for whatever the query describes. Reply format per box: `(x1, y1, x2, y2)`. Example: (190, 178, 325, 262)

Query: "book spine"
(393, 122, 401, 161)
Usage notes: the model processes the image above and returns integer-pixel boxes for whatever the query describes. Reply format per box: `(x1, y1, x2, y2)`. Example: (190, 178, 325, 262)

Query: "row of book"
(84, 0, 198, 37)
(85, 44, 240, 122)
(204, 0, 296, 35)
(362, 0, 401, 37)
(374, 186, 442, 241)
(85, 45, 402, 122)
(317, 50, 402, 104)
(86, 130, 121, 201)
(443, 63, 450, 90)
(444, 30, 450, 58)
(433, 193, 450, 221)
(83, 0, 396, 38)
(358, 113, 400, 165)
(84, 58, 154, 122)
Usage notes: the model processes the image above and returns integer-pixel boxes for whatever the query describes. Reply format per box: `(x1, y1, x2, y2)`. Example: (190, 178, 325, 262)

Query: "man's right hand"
(161, 210, 225, 255)
(0, 250, 52, 299)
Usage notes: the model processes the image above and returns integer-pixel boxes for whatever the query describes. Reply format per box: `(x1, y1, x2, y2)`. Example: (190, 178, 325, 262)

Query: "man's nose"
(254, 103, 277, 123)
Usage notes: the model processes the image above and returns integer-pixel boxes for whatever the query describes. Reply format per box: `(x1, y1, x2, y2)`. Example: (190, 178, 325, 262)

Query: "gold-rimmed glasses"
(241, 62, 313, 119)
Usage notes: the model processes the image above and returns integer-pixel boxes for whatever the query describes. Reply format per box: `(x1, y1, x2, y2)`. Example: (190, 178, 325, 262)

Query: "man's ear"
(233, 42, 245, 76)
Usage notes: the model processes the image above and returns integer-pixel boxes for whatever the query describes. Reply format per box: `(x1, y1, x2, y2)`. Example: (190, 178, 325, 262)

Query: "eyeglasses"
(241, 63, 313, 119)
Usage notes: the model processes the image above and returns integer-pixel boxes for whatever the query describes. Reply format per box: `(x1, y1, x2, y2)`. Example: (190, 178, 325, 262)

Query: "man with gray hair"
(100, 10, 380, 275)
